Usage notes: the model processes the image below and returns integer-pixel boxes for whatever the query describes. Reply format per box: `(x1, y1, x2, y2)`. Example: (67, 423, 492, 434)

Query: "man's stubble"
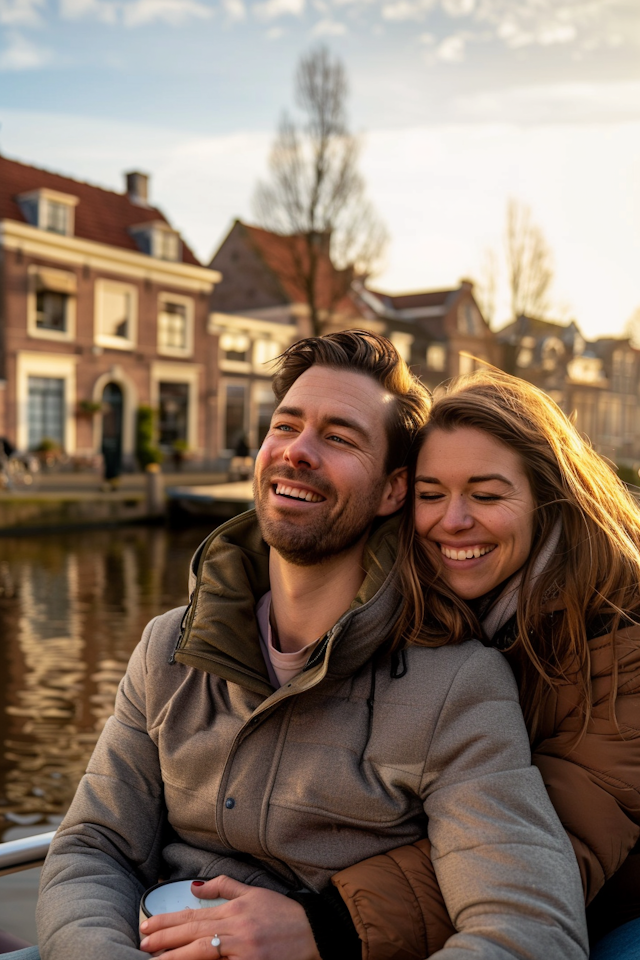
(254, 467, 386, 566)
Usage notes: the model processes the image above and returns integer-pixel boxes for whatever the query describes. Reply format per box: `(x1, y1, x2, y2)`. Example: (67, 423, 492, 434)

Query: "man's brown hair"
(272, 330, 431, 473)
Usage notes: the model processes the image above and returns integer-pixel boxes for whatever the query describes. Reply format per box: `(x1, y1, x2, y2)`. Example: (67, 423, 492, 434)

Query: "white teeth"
(275, 483, 323, 503)
(441, 544, 495, 561)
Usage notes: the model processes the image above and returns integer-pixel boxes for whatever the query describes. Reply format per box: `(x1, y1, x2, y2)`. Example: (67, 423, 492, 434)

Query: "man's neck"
(269, 541, 368, 653)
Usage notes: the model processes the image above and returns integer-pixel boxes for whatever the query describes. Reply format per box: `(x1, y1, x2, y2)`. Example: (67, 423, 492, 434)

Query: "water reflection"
(0, 523, 216, 841)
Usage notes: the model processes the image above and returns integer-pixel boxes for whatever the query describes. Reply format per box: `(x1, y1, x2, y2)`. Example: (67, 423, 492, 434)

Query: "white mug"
(139, 879, 228, 956)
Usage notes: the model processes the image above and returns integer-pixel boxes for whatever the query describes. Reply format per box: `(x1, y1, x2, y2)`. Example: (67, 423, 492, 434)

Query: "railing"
(0, 831, 55, 877)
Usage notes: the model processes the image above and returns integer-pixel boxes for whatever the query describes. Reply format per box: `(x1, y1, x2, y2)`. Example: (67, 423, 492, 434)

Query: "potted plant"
(171, 439, 189, 471)
(76, 400, 103, 417)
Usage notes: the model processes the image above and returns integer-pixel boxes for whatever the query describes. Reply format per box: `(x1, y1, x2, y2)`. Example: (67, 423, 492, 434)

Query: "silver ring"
(211, 934, 222, 956)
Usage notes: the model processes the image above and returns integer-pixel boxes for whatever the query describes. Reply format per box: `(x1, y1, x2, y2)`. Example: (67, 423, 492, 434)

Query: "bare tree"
(253, 45, 388, 335)
(473, 245, 499, 327)
(505, 198, 555, 319)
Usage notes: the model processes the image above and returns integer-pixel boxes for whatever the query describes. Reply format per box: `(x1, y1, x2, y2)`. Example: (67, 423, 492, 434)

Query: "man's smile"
(273, 483, 326, 503)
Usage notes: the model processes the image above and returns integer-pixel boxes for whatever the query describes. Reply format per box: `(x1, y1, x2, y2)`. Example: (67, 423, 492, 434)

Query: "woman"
(331, 368, 640, 959)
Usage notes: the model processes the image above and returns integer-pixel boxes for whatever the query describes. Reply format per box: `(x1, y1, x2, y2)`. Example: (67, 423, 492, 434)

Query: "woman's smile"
(439, 543, 497, 561)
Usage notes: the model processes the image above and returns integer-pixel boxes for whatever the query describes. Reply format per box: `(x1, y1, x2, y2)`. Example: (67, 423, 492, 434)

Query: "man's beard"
(254, 468, 386, 566)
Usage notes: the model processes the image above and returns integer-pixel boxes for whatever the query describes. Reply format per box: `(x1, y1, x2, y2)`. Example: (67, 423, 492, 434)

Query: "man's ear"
(376, 467, 407, 517)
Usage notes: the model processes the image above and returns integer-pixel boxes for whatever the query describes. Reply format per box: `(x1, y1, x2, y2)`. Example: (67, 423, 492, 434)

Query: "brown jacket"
(332, 621, 640, 957)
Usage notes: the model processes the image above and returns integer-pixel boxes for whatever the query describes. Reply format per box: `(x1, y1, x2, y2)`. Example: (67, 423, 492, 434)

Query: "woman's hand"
(139, 876, 322, 960)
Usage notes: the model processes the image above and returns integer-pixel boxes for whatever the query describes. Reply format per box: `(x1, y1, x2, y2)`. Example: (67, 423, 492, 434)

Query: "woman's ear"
(377, 467, 408, 517)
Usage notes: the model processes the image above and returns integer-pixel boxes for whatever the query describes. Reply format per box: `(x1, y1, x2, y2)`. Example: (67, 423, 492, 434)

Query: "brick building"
(209, 221, 500, 449)
(209, 219, 360, 455)
(353, 281, 500, 389)
(497, 315, 640, 466)
(0, 156, 220, 468)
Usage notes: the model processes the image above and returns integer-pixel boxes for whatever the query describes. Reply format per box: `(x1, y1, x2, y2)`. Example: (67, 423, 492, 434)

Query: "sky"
(1, 0, 640, 339)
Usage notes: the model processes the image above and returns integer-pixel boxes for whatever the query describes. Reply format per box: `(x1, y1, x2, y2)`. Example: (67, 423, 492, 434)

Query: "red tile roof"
(242, 222, 363, 316)
(0, 155, 201, 266)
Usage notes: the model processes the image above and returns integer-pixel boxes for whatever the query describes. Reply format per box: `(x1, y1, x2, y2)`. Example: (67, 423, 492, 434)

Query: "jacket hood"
(174, 510, 401, 697)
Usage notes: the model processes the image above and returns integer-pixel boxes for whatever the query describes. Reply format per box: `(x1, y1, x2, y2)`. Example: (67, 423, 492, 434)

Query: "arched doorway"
(101, 382, 123, 481)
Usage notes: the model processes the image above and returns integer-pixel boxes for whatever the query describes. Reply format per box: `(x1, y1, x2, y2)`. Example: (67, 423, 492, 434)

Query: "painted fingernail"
(140, 921, 149, 931)
(192, 880, 205, 886)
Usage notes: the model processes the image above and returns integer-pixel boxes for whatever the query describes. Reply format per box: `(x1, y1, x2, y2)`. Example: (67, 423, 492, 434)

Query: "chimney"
(126, 171, 149, 206)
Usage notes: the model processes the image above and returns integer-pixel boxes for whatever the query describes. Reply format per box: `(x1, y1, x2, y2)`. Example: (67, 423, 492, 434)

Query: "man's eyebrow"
(273, 406, 371, 441)
(325, 416, 371, 441)
(415, 473, 515, 487)
(273, 405, 303, 418)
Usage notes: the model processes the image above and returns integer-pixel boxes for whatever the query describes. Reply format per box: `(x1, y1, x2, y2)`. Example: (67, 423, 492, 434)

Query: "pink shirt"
(256, 591, 321, 688)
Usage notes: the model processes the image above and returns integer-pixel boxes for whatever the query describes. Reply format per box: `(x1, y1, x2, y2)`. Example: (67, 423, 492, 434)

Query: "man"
(32, 331, 587, 960)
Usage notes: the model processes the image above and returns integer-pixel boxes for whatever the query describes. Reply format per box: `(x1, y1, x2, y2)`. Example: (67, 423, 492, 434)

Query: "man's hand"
(139, 876, 322, 960)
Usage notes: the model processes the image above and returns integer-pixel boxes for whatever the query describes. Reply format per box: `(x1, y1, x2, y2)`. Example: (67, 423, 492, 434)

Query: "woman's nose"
(440, 497, 474, 531)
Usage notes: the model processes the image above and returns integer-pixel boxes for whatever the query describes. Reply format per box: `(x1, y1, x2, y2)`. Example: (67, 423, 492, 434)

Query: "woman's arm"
(532, 625, 640, 904)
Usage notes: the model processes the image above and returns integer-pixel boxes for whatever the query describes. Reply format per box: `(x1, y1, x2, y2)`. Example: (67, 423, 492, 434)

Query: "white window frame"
(27, 265, 77, 343)
(458, 352, 475, 375)
(252, 338, 281, 372)
(150, 361, 201, 452)
(390, 331, 414, 364)
(94, 279, 138, 351)
(17, 188, 79, 237)
(426, 344, 446, 372)
(220, 331, 252, 373)
(157, 292, 194, 358)
(16, 351, 78, 452)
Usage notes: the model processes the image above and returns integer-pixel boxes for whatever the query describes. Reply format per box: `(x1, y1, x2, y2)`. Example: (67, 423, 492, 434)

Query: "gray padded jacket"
(36, 511, 588, 960)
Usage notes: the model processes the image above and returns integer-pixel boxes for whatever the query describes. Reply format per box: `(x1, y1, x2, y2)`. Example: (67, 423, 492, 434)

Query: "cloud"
(442, 0, 474, 16)
(122, 0, 213, 25)
(59, 0, 118, 22)
(453, 80, 640, 124)
(475, 0, 640, 52)
(0, 30, 52, 68)
(221, 0, 245, 19)
(253, 0, 303, 19)
(381, 0, 434, 21)
(436, 32, 466, 61)
(311, 15, 345, 32)
(0, 0, 45, 25)
(537, 21, 576, 45)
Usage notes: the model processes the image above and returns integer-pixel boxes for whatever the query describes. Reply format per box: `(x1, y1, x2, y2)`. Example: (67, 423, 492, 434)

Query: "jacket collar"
(174, 511, 401, 697)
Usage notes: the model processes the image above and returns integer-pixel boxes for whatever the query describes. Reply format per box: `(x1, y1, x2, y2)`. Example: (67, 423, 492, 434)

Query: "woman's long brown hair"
(397, 368, 640, 743)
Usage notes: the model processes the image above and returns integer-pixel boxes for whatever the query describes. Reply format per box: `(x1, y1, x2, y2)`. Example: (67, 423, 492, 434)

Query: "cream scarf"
(481, 519, 562, 641)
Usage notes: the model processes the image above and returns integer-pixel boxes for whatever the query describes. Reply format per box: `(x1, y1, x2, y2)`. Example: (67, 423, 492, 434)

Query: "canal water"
(0, 523, 219, 843)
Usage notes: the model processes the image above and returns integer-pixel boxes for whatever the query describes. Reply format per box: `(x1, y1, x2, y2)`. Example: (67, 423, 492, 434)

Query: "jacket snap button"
(225, 798, 235, 809)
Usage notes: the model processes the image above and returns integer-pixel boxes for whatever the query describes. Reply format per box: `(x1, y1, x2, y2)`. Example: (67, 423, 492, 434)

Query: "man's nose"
(283, 430, 320, 470)
(440, 497, 474, 532)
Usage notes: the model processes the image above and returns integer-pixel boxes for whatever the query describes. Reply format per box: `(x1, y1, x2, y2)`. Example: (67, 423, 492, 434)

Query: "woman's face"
(414, 426, 536, 600)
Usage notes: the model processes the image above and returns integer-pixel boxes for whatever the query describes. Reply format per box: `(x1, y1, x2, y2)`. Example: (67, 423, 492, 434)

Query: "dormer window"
(17, 189, 79, 237)
(130, 221, 182, 262)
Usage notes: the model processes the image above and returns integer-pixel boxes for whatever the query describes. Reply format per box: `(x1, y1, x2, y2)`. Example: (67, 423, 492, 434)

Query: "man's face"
(254, 365, 403, 565)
